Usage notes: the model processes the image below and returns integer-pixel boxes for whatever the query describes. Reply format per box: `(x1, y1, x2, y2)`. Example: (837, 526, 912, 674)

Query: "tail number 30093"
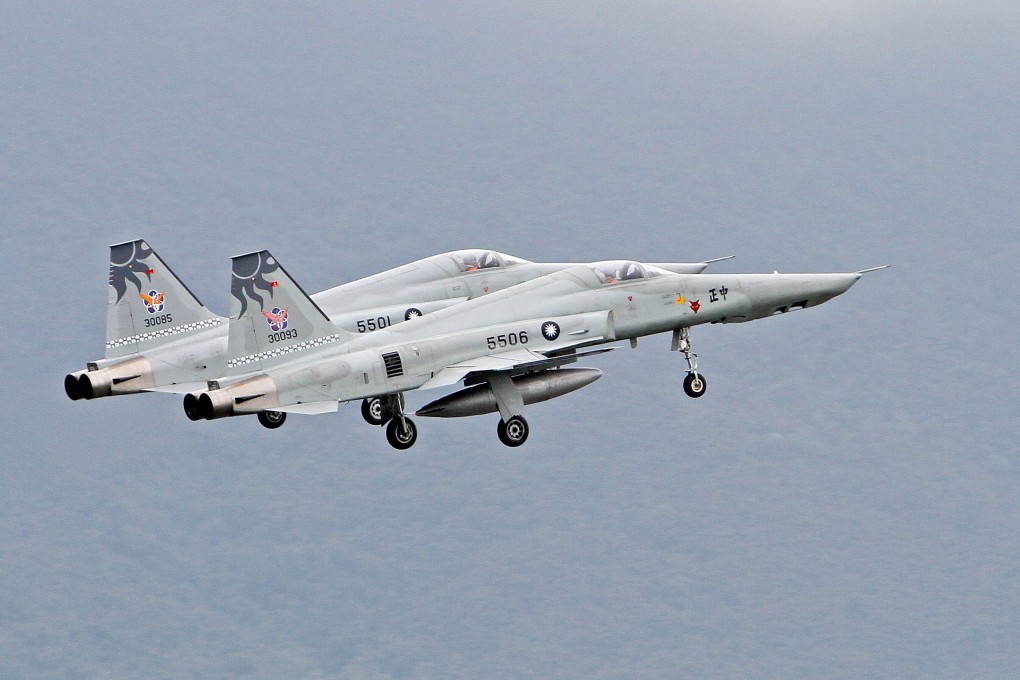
(487, 331, 528, 350)
(268, 329, 298, 343)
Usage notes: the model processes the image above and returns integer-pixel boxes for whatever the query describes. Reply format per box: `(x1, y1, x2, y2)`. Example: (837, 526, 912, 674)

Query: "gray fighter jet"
(184, 251, 886, 448)
(65, 240, 724, 412)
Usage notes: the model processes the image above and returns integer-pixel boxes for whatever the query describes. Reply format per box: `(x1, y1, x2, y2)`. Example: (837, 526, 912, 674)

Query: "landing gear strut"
(487, 373, 530, 447)
(381, 393, 417, 449)
(673, 327, 707, 398)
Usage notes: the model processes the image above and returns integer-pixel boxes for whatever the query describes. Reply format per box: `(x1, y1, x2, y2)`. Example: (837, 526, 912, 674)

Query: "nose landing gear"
(673, 327, 707, 398)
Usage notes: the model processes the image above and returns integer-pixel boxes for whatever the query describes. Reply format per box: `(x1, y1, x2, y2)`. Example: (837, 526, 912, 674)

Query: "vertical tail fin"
(106, 239, 224, 359)
(226, 250, 350, 374)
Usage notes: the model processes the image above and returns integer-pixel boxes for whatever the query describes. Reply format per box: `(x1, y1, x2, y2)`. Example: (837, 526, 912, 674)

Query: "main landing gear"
(488, 373, 530, 447)
(366, 394, 418, 450)
(366, 380, 533, 448)
(673, 327, 707, 398)
(386, 416, 417, 449)
(257, 410, 287, 429)
(497, 415, 529, 447)
(361, 397, 385, 425)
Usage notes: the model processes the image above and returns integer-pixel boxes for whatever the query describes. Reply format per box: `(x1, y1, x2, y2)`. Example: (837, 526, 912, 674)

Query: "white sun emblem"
(541, 321, 561, 341)
(404, 308, 422, 321)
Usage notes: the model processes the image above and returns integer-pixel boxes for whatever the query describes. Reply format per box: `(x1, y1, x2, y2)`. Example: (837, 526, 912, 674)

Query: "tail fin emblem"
(140, 290, 165, 313)
(262, 307, 289, 331)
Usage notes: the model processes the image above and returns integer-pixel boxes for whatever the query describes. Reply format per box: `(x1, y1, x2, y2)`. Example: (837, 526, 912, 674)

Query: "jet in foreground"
(65, 240, 725, 419)
(184, 250, 886, 447)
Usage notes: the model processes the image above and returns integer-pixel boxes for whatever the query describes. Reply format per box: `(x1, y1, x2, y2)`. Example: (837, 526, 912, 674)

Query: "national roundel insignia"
(404, 308, 422, 321)
(541, 321, 561, 341)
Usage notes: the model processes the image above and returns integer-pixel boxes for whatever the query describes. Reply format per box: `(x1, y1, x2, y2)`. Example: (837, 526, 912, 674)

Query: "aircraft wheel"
(683, 372, 707, 398)
(258, 410, 287, 429)
(361, 397, 385, 425)
(386, 417, 417, 450)
(497, 415, 529, 447)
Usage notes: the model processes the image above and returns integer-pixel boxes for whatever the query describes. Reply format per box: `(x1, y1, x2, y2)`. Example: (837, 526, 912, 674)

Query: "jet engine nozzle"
(197, 389, 235, 420)
(65, 371, 87, 400)
(184, 374, 279, 421)
(74, 357, 155, 399)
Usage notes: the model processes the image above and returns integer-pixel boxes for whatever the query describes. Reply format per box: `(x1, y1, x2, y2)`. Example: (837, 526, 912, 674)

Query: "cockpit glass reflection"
(450, 250, 502, 272)
(590, 261, 649, 284)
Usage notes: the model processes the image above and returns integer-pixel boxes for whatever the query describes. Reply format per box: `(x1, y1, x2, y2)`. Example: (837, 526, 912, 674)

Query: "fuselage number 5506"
(486, 331, 528, 350)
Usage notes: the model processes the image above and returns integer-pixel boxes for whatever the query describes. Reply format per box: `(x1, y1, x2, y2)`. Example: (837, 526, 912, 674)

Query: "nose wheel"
(683, 372, 707, 398)
(673, 327, 708, 398)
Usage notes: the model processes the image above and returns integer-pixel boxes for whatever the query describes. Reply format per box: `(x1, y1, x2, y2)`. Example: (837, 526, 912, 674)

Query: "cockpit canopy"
(588, 260, 664, 285)
(448, 250, 529, 272)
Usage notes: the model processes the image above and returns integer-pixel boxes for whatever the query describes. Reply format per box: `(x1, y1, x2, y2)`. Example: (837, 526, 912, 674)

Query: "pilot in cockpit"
(593, 261, 644, 284)
(461, 251, 500, 272)
(619, 262, 643, 281)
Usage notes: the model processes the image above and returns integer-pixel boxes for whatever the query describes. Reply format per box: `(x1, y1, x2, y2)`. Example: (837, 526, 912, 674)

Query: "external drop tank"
(416, 367, 602, 418)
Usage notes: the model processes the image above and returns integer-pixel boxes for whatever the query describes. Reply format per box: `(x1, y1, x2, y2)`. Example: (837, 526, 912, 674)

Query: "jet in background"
(184, 250, 886, 448)
(65, 240, 728, 421)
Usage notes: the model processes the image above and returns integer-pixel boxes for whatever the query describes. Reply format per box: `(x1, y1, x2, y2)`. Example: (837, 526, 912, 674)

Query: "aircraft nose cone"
(833, 272, 863, 294)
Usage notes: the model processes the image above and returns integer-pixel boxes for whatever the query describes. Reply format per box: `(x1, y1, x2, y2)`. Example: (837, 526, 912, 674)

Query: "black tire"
(361, 397, 385, 425)
(386, 417, 417, 450)
(683, 372, 707, 398)
(258, 410, 287, 429)
(497, 415, 529, 447)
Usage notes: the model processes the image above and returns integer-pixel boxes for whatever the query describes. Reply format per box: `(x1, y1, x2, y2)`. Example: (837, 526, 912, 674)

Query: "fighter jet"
(65, 240, 726, 410)
(184, 251, 886, 448)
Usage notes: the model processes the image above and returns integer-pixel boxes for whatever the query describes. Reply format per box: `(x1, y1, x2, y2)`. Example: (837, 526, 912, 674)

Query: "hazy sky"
(3, 3, 1018, 678)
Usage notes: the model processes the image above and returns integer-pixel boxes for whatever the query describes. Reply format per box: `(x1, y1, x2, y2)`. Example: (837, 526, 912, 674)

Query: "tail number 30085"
(486, 331, 528, 350)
